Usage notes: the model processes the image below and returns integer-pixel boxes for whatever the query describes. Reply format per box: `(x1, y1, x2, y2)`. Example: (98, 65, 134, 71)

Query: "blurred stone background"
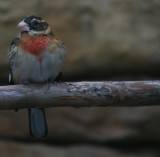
(0, 0, 160, 156)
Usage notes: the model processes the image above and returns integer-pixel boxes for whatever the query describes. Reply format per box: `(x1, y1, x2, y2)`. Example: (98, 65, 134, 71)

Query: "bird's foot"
(20, 81, 30, 86)
(47, 80, 61, 90)
(47, 79, 53, 90)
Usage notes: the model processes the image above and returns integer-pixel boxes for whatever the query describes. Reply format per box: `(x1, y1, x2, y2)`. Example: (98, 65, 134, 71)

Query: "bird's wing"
(8, 37, 20, 84)
(48, 35, 67, 81)
(55, 40, 66, 80)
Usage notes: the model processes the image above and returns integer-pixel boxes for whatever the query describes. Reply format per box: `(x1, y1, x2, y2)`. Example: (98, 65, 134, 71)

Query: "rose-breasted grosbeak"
(8, 16, 66, 139)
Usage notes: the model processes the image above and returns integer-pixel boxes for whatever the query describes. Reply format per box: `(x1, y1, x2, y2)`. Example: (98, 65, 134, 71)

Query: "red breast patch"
(21, 36, 49, 56)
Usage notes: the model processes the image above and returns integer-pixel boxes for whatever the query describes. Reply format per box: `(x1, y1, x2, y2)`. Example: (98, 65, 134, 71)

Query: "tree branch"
(0, 81, 160, 110)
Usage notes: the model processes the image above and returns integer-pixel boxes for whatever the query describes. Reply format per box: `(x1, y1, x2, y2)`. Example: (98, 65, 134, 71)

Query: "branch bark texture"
(0, 81, 160, 110)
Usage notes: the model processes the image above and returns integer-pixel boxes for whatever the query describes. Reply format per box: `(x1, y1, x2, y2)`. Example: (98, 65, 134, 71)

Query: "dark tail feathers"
(28, 108, 48, 139)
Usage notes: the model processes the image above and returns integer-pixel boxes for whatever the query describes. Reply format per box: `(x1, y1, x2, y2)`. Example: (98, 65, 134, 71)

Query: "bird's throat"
(21, 35, 49, 56)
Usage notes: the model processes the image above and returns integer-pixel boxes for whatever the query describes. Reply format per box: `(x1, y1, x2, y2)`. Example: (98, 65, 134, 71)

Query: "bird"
(8, 15, 66, 139)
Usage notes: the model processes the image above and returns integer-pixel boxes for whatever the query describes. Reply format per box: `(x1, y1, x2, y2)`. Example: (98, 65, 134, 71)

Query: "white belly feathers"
(14, 48, 64, 83)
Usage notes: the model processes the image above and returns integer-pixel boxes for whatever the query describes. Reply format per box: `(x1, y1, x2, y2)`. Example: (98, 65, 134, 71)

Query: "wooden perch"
(0, 81, 160, 110)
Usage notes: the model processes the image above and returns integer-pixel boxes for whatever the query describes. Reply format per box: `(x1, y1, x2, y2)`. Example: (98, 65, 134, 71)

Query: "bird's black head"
(17, 15, 51, 35)
(22, 16, 48, 31)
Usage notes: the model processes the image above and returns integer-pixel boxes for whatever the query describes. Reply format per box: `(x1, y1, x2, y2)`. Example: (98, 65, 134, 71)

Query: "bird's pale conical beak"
(17, 21, 29, 32)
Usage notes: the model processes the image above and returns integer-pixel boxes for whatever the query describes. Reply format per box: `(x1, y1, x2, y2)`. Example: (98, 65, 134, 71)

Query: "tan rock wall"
(0, 0, 160, 82)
